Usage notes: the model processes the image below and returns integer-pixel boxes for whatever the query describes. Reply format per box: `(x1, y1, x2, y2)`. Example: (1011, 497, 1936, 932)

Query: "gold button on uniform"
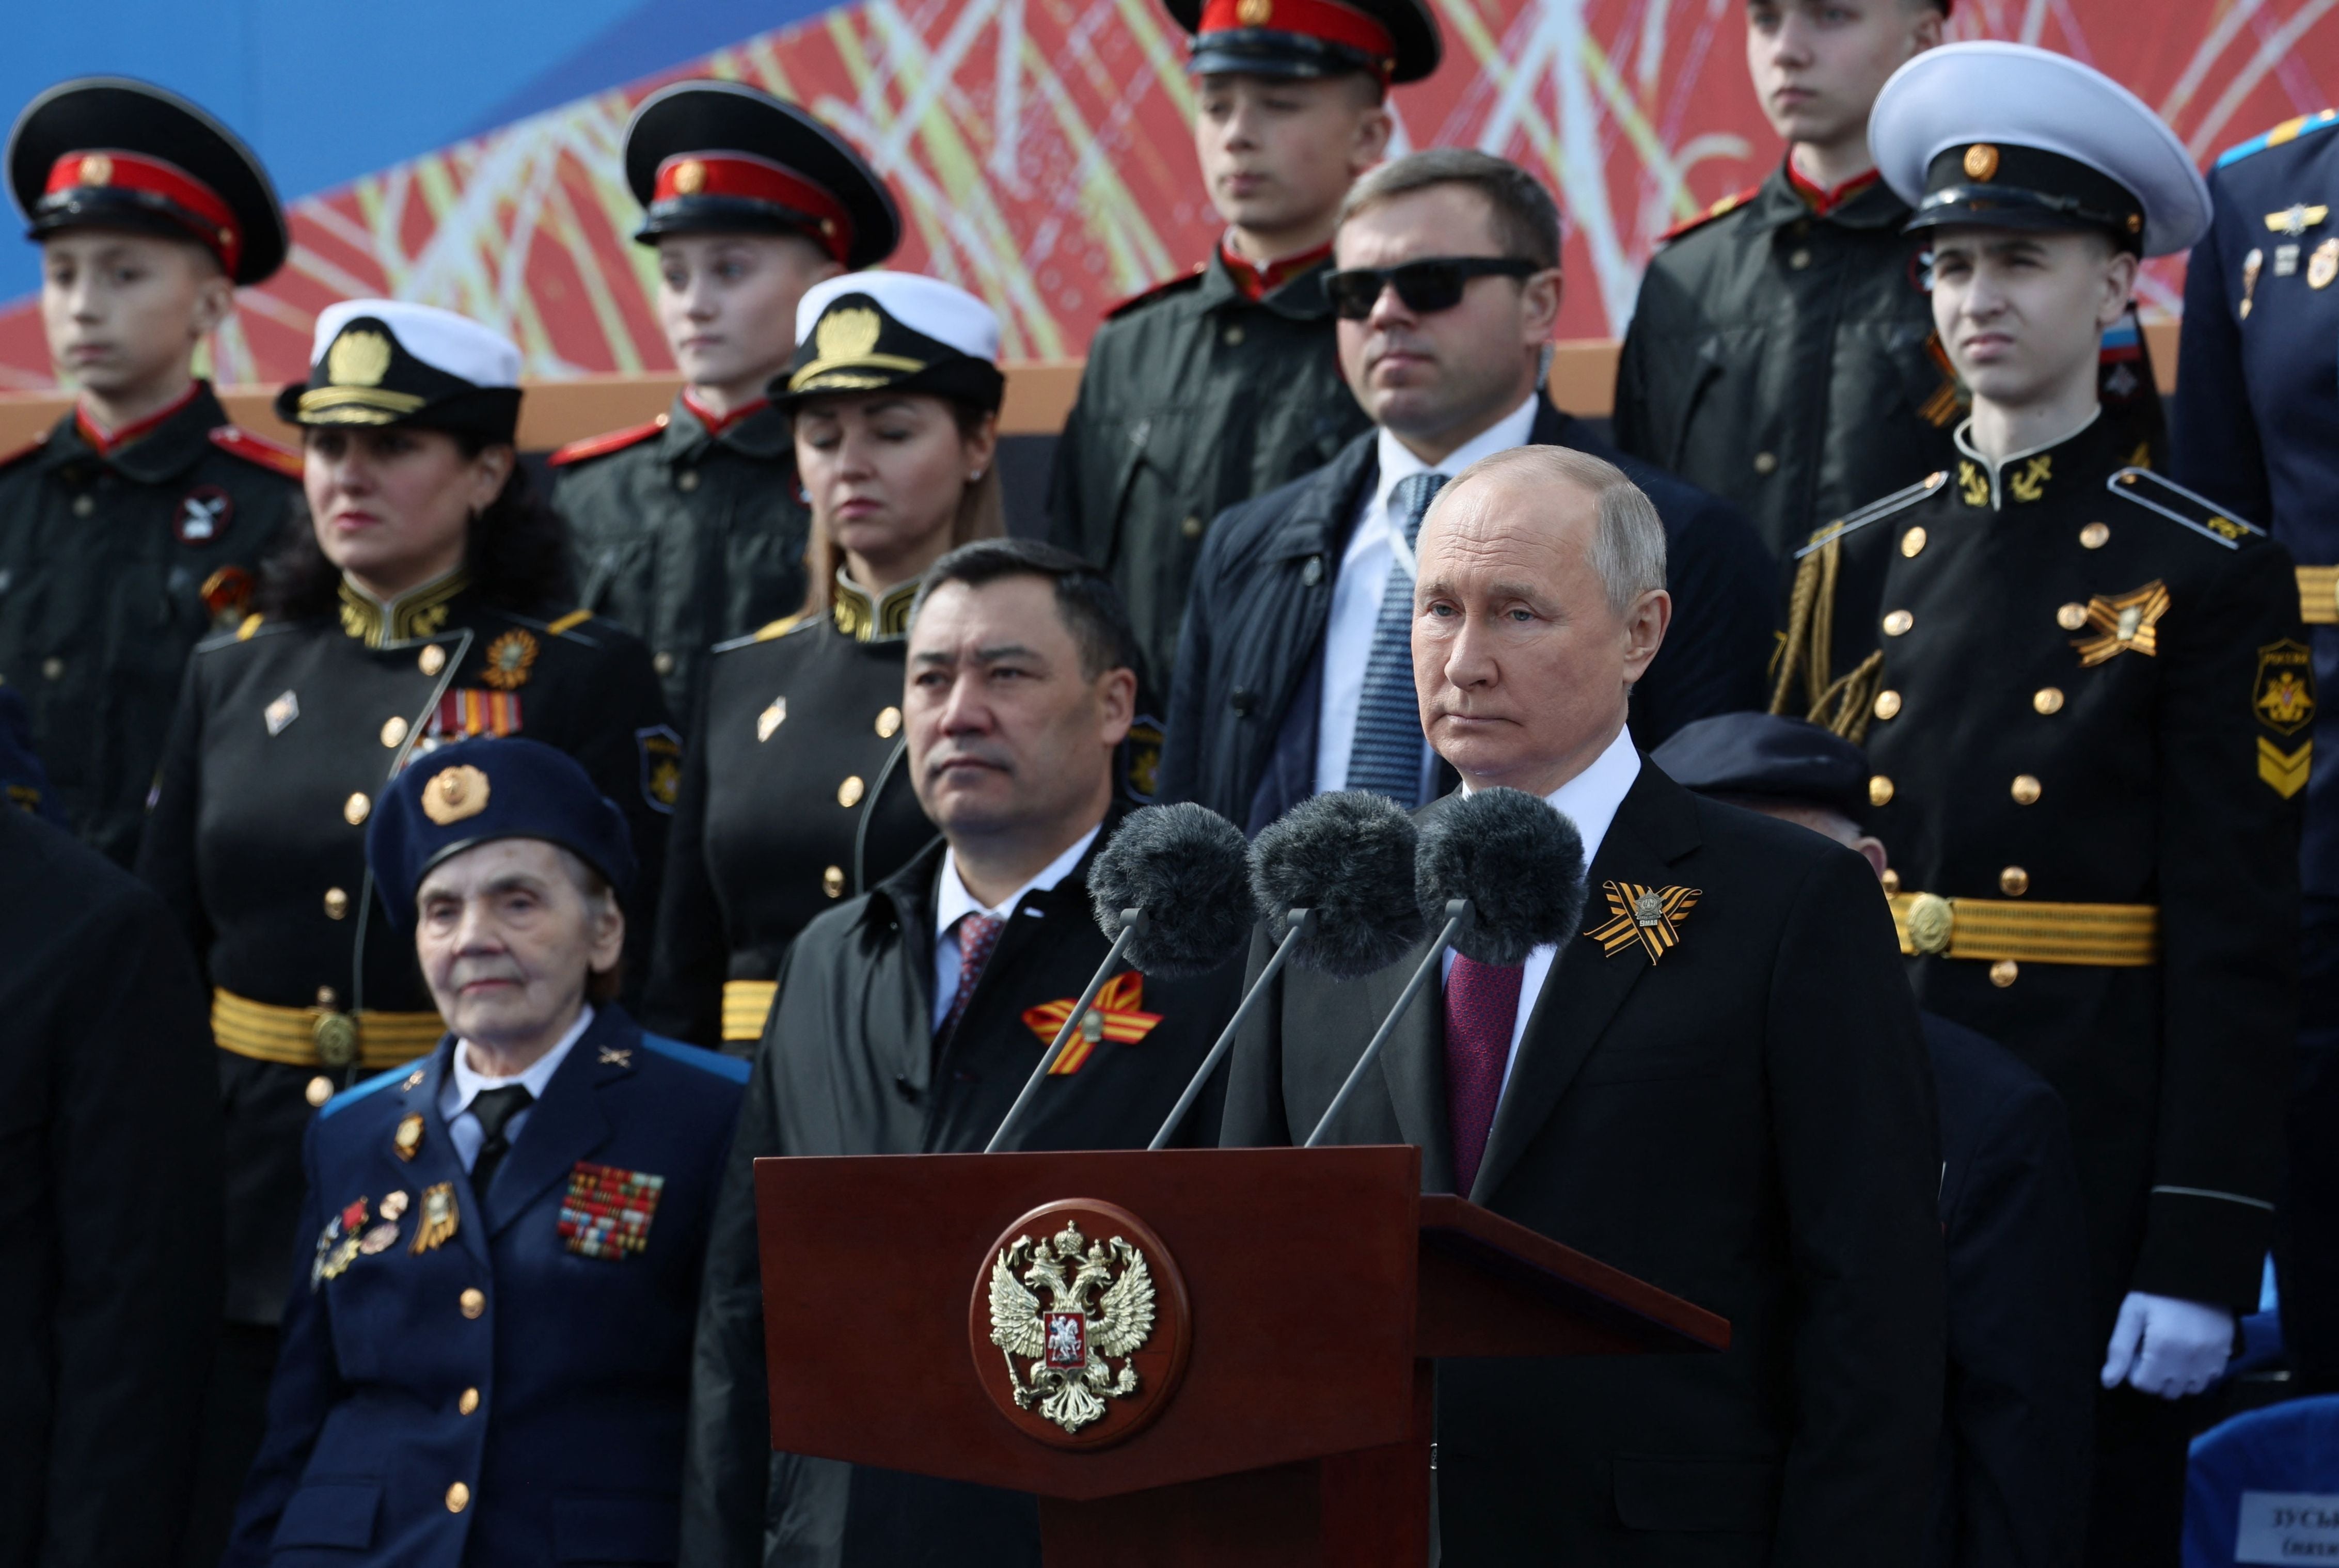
(677, 470, 700, 493)
(317, 986, 338, 1008)
(324, 887, 350, 920)
(2033, 686, 2065, 715)
(71, 495, 94, 518)
(822, 865, 846, 898)
(2057, 602, 2089, 631)
(1789, 248, 1812, 270)
(459, 1288, 485, 1319)
(875, 706, 902, 739)
(344, 792, 371, 826)
(1873, 689, 1902, 721)
(837, 775, 865, 808)
(419, 644, 447, 676)
(1223, 325, 1245, 346)
(1180, 514, 1204, 540)
(1869, 774, 1895, 806)
(2011, 774, 2042, 805)
(2079, 521, 2110, 549)
(1882, 609, 1914, 637)
(305, 1075, 334, 1107)
(1900, 526, 1927, 558)
(40, 657, 63, 680)
(380, 715, 409, 748)
(1999, 866, 2030, 896)
(1753, 451, 1778, 476)
(1879, 868, 1902, 894)
(653, 651, 676, 676)
(1989, 960, 2020, 988)
(446, 1482, 470, 1514)
(458, 1387, 480, 1416)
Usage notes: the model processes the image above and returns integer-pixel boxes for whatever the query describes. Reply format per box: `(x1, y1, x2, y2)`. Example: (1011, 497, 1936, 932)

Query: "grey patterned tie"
(1344, 471, 1448, 804)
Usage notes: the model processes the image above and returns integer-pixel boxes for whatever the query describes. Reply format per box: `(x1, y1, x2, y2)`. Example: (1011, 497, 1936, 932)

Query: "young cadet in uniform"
(138, 300, 673, 1565)
(1767, 44, 2305, 1565)
(551, 81, 899, 712)
(2170, 108, 2339, 1396)
(646, 274, 1006, 1049)
(225, 737, 746, 1566)
(0, 76, 299, 865)
(683, 539, 1240, 1568)
(1046, 0, 1439, 689)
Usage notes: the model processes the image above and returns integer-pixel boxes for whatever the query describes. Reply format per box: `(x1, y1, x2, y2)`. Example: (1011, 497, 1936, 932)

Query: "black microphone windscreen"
(1250, 790, 1426, 979)
(1087, 803, 1253, 976)
(1415, 787, 1587, 967)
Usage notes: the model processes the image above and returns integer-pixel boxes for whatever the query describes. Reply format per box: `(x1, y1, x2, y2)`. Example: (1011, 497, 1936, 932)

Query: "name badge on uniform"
(557, 1162, 665, 1260)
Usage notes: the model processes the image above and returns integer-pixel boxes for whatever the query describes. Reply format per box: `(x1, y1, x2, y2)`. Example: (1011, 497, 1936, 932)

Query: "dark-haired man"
(1161, 148, 1771, 830)
(1047, 0, 1439, 691)
(683, 539, 1239, 1567)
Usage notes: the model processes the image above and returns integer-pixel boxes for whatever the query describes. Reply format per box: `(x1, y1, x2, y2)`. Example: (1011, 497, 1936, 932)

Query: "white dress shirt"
(438, 1005, 595, 1173)
(1442, 723, 1642, 1099)
(1315, 392, 1544, 797)
(930, 824, 1104, 1032)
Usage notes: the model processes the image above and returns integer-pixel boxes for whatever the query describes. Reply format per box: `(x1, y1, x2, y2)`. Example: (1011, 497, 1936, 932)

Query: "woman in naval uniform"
(136, 299, 672, 1564)
(644, 272, 1004, 1049)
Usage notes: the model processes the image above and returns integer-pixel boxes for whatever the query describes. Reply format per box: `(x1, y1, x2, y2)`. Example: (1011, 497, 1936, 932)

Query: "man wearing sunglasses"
(1046, 0, 1438, 698)
(1158, 148, 1771, 831)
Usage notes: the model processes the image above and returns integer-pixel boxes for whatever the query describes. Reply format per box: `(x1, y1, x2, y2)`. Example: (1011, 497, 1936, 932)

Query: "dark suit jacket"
(1157, 401, 1773, 832)
(1220, 766, 1945, 1563)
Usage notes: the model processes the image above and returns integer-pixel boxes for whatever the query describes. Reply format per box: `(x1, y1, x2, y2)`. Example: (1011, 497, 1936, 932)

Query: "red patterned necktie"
(943, 912, 1006, 1037)
(1444, 954, 1523, 1195)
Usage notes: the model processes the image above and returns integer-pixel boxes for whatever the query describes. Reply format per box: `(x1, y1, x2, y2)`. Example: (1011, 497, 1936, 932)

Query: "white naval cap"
(304, 299, 523, 389)
(778, 271, 1005, 410)
(1870, 41, 2210, 258)
(279, 299, 525, 440)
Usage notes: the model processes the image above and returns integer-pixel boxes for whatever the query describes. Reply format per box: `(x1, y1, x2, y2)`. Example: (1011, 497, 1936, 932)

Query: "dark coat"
(553, 397, 813, 714)
(224, 1008, 746, 1566)
(683, 818, 1242, 1568)
(1156, 400, 1774, 830)
(1219, 769, 1946, 1563)
(0, 383, 301, 864)
(0, 807, 220, 1568)
(1046, 250, 1371, 689)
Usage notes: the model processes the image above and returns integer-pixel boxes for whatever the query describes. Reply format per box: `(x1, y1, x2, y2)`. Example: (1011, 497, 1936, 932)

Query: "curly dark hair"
(256, 436, 574, 620)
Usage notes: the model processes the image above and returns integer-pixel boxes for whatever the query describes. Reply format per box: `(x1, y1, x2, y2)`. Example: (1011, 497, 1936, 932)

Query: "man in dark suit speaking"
(1220, 445, 1945, 1562)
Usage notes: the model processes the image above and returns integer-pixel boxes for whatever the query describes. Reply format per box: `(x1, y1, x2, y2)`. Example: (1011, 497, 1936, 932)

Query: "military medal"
(2311, 237, 2339, 290)
(479, 629, 538, 691)
(264, 689, 299, 736)
(409, 1182, 460, 1254)
(2069, 580, 2170, 666)
(756, 696, 787, 741)
(359, 1221, 401, 1255)
(2241, 248, 2263, 318)
(381, 1190, 410, 1221)
(314, 1196, 370, 1282)
(2267, 202, 2329, 237)
(557, 1162, 666, 1260)
(175, 485, 232, 545)
(394, 1112, 425, 1160)
(1585, 881, 1702, 964)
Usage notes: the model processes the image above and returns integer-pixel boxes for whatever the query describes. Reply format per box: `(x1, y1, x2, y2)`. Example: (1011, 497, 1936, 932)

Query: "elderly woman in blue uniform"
(224, 736, 746, 1565)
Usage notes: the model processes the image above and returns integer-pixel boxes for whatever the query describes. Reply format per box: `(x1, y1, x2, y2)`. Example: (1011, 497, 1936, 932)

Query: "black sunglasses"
(1323, 256, 1541, 320)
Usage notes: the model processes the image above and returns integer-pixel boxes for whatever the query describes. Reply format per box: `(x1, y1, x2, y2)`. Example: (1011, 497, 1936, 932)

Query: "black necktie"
(468, 1084, 534, 1198)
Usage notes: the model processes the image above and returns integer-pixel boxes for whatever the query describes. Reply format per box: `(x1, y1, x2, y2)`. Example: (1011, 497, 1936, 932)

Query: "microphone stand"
(984, 909, 1148, 1153)
(1303, 899, 1471, 1149)
(1145, 908, 1315, 1151)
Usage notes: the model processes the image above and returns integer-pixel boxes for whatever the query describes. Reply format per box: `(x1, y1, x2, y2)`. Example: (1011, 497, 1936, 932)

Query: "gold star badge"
(1585, 881, 1701, 964)
(2070, 580, 2170, 667)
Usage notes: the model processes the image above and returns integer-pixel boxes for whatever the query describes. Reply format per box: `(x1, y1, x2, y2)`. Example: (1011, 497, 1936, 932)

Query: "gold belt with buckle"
(2302, 565, 2338, 626)
(721, 979, 778, 1043)
(1887, 893, 2159, 967)
(210, 988, 445, 1070)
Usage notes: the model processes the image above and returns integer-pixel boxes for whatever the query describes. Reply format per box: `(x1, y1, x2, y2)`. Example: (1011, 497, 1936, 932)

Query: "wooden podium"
(753, 1146, 1728, 1566)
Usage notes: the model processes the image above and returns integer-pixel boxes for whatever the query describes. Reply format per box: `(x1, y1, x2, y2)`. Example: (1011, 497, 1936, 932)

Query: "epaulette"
(319, 1057, 431, 1119)
(1103, 262, 1208, 321)
(2217, 109, 2339, 170)
(0, 429, 50, 470)
(642, 1032, 751, 1084)
(198, 613, 288, 652)
(208, 425, 302, 479)
(549, 415, 669, 468)
(545, 608, 594, 637)
(2106, 469, 2264, 549)
(1793, 472, 1949, 560)
(1658, 184, 1763, 245)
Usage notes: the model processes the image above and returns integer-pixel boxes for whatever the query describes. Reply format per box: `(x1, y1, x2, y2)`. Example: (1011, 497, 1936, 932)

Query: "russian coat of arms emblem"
(986, 1219, 1158, 1435)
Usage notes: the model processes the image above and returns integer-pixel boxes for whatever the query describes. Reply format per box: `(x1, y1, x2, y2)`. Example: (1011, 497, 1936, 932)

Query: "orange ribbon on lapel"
(1584, 880, 1702, 964)
(1022, 971, 1162, 1076)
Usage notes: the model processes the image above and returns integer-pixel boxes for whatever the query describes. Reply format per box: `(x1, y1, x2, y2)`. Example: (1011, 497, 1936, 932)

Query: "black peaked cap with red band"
(7, 76, 288, 286)
(623, 80, 900, 270)
(1165, 0, 1441, 85)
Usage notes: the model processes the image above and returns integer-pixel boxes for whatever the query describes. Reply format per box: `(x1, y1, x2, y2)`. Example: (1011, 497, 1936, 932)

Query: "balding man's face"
(1410, 473, 1668, 796)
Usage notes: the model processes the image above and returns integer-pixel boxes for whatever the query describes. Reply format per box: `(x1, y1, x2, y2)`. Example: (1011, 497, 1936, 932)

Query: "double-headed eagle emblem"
(986, 1220, 1156, 1434)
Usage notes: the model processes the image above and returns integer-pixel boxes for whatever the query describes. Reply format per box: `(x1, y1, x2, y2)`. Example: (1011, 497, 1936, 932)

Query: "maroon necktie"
(942, 912, 1006, 1037)
(1444, 954, 1524, 1194)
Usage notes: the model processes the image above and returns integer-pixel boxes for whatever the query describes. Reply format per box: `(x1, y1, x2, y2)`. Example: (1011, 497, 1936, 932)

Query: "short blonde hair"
(1432, 445, 1666, 614)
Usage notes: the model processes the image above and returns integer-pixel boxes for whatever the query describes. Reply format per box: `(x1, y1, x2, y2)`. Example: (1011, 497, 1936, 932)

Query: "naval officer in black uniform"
(138, 300, 672, 1565)
(1, 76, 301, 865)
(644, 272, 1010, 1048)
(550, 81, 900, 713)
(1768, 44, 2305, 1565)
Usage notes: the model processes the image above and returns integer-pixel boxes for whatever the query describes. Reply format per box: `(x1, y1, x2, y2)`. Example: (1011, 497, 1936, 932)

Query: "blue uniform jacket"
(225, 1006, 747, 1566)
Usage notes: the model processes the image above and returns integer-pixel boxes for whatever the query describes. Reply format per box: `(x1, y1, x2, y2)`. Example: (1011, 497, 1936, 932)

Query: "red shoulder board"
(1103, 262, 1209, 321)
(549, 414, 670, 468)
(0, 429, 46, 470)
(208, 425, 303, 479)
(1659, 184, 1763, 244)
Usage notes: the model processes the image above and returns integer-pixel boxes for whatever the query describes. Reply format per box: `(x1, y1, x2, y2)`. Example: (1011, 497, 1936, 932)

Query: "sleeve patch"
(2255, 639, 2318, 736)
(637, 725, 682, 814)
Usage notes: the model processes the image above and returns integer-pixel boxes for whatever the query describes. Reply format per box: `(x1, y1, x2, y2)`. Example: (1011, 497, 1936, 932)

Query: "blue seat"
(2184, 1395, 2339, 1565)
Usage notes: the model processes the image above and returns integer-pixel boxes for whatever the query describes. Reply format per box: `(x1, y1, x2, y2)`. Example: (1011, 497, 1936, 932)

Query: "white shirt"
(438, 1005, 595, 1173)
(930, 825, 1104, 1032)
(1315, 393, 1544, 797)
(1442, 724, 1641, 1100)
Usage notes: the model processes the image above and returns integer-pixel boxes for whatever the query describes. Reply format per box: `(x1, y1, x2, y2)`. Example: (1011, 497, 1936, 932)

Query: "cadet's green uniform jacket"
(1047, 251, 1370, 688)
(552, 395, 811, 713)
(0, 383, 301, 864)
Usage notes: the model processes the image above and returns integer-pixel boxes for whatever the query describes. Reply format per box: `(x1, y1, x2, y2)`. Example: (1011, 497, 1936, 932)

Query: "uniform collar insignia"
(339, 568, 469, 647)
(1951, 409, 2106, 511)
(1585, 880, 1701, 963)
(2071, 580, 2170, 666)
(1022, 971, 1162, 1076)
(830, 569, 921, 643)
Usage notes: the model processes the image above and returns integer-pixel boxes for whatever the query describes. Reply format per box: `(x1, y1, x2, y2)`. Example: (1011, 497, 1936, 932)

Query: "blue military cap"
(1650, 712, 1870, 820)
(0, 685, 64, 825)
(366, 736, 636, 931)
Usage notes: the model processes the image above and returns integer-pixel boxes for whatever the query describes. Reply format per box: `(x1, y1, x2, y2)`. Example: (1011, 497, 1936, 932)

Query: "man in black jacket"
(682, 540, 1239, 1568)
(1158, 148, 1771, 832)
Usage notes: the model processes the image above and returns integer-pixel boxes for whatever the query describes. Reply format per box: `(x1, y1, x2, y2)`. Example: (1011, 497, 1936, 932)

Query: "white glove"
(2099, 1291, 2235, 1399)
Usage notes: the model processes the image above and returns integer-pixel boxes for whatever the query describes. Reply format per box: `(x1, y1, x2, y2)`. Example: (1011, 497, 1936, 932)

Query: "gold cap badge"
(421, 764, 491, 825)
(327, 328, 394, 389)
(1236, 0, 1273, 22)
(78, 153, 113, 186)
(1963, 144, 1999, 182)
(671, 159, 707, 194)
(814, 306, 885, 365)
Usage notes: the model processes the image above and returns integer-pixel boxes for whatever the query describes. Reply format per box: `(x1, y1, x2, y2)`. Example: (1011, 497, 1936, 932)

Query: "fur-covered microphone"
(1303, 787, 1587, 1148)
(984, 803, 1253, 1152)
(1144, 790, 1427, 1148)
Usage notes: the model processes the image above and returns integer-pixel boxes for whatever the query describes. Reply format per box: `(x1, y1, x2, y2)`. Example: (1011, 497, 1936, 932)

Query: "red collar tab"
(681, 391, 770, 438)
(652, 153, 854, 265)
(1218, 235, 1334, 300)
(1785, 162, 1882, 218)
(45, 150, 243, 276)
(74, 382, 202, 457)
(1196, 0, 1397, 77)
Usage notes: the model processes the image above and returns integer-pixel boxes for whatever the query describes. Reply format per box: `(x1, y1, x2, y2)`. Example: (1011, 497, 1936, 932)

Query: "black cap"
(1166, 0, 1441, 85)
(773, 273, 1005, 413)
(1649, 712, 1870, 820)
(7, 76, 288, 286)
(624, 81, 900, 270)
(275, 300, 525, 444)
